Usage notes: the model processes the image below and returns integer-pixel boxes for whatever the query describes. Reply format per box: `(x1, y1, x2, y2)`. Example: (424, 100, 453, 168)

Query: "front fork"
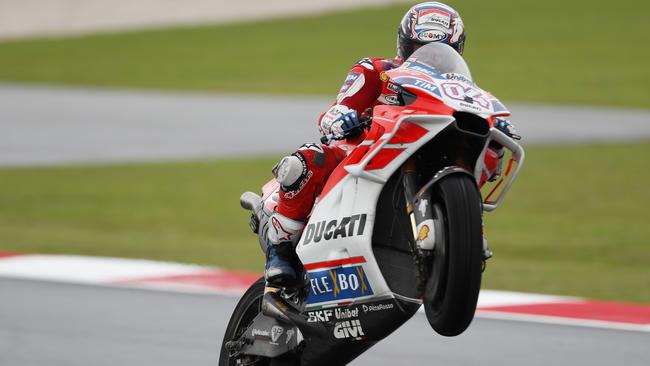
(402, 158, 436, 251)
(401, 158, 436, 293)
(401, 158, 493, 280)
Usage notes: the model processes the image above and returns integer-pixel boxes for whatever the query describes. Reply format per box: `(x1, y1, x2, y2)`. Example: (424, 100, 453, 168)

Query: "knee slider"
(268, 213, 305, 246)
(273, 154, 307, 190)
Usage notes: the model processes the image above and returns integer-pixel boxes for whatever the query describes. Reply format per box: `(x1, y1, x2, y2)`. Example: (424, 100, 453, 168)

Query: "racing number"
(441, 83, 490, 109)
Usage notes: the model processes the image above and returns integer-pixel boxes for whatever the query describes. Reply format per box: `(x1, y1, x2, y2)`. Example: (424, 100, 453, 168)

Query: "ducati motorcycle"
(219, 43, 525, 366)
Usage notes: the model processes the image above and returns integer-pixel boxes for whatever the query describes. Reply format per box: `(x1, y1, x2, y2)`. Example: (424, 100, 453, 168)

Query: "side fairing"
(296, 113, 456, 309)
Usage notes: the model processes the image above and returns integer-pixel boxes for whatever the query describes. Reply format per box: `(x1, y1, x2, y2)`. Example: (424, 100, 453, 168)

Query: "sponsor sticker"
(394, 76, 441, 97)
(303, 214, 367, 245)
(387, 82, 401, 93)
(307, 309, 334, 322)
(417, 8, 451, 28)
(407, 65, 438, 78)
(417, 198, 428, 216)
(441, 82, 490, 109)
(383, 94, 400, 105)
(270, 325, 284, 345)
(307, 307, 360, 323)
(334, 319, 365, 339)
(361, 302, 395, 313)
(252, 328, 270, 340)
(417, 225, 430, 241)
(307, 265, 373, 303)
(344, 73, 360, 83)
(339, 72, 361, 94)
(283, 170, 313, 199)
(416, 29, 447, 42)
(444, 73, 472, 84)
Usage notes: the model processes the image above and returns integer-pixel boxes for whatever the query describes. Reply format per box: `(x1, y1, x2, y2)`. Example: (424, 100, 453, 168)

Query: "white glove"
(319, 104, 359, 139)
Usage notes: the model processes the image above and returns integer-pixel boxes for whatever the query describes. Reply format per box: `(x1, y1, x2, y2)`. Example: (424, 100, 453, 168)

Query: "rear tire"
(423, 174, 483, 337)
(219, 278, 300, 366)
(219, 277, 269, 366)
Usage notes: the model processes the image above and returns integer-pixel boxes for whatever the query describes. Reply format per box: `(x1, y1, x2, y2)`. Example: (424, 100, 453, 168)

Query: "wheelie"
(220, 2, 524, 365)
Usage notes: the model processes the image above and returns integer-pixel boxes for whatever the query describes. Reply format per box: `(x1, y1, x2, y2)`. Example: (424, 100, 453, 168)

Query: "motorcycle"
(219, 43, 525, 366)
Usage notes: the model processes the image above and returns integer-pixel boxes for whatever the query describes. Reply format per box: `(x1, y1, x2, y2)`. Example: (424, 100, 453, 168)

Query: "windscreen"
(406, 42, 473, 81)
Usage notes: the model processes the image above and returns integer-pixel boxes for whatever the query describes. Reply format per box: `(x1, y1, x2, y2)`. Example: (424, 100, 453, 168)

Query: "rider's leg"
(265, 143, 346, 286)
(265, 212, 304, 285)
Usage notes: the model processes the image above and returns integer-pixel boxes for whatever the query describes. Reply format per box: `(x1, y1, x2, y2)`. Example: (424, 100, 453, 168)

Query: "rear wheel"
(423, 174, 483, 337)
(219, 278, 300, 366)
(219, 277, 269, 366)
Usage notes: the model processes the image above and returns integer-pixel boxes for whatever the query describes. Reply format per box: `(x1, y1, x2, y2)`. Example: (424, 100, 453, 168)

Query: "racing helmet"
(397, 2, 466, 60)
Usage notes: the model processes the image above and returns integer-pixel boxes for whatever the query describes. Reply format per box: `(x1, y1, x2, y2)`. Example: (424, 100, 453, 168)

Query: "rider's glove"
(319, 105, 362, 140)
(330, 110, 360, 140)
(494, 118, 521, 140)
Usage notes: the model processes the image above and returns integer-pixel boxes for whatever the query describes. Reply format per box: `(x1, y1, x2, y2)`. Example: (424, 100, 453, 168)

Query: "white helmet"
(397, 2, 466, 60)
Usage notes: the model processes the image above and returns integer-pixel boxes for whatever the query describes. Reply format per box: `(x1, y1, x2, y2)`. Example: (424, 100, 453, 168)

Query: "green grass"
(482, 142, 650, 302)
(0, 158, 277, 270)
(0, 0, 649, 108)
(1, 143, 649, 303)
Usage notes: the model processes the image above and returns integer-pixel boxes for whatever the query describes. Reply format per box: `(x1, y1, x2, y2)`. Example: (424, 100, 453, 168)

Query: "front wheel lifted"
(423, 174, 483, 337)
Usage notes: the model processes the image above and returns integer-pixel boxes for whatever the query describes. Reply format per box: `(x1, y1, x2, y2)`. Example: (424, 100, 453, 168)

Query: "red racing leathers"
(275, 57, 402, 221)
(274, 56, 502, 223)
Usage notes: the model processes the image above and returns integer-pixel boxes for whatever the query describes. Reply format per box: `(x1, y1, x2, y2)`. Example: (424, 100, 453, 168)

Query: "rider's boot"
(264, 212, 305, 287)
(265, 241, 298, 286)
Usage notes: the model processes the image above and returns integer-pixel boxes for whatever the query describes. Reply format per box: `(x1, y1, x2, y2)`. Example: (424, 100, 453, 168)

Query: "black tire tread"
(218, 277, 269, 366)
(425, 174, 483, 336)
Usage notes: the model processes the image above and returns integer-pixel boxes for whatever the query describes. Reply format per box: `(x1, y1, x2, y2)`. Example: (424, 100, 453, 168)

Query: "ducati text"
(303, 214, 367, 245)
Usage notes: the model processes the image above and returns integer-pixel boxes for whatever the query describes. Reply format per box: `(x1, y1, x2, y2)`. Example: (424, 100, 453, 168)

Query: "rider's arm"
(318, 58, 383, 140)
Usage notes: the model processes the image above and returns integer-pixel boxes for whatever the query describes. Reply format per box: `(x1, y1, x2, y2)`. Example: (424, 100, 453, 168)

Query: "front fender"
(416, 166, 477, 198)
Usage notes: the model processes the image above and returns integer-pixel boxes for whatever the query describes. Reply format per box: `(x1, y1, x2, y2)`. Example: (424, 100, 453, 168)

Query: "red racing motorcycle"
(220, 43, 525, 366)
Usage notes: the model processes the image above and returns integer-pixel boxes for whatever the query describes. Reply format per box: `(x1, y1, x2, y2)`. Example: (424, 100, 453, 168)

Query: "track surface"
(1, 278, 648, 366)
(0, 0, 409, 40)
(1, 84, 649, 166)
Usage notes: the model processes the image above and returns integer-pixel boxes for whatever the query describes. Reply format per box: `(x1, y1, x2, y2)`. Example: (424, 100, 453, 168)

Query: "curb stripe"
(0, 253, 648, 332)
(0, 252, 26, 259)
(476, 310, 650, 333)
(117, 272, 260, 292)
(480, 301, 650, 325)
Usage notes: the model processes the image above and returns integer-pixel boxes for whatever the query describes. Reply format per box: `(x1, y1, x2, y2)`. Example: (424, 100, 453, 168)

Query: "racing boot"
(264, 212, 305, 287)
(265, 241, 298, 286)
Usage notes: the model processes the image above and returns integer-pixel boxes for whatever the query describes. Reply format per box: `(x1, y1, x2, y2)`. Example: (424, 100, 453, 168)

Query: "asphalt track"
(1, 278, 648, 366)
(1, 84, 649, 166)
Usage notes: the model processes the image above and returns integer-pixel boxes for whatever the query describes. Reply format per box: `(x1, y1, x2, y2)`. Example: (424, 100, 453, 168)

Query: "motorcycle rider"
(263, 2, 520, 286)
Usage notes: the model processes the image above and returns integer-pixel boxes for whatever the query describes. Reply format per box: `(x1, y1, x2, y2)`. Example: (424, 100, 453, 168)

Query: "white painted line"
(477, 289, 577, 307)
(475, 310, 650, 333)
(0, 254, 209, 283)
